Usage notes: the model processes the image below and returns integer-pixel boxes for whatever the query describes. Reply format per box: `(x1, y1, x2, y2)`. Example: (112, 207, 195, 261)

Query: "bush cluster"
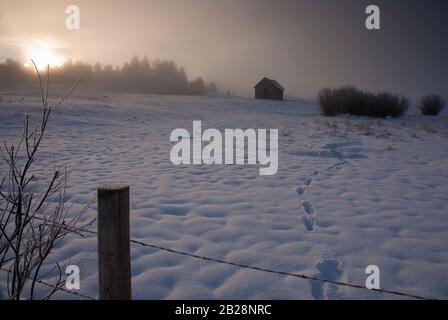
(318, 86, 409, 118)
(418, 95, 445, 116)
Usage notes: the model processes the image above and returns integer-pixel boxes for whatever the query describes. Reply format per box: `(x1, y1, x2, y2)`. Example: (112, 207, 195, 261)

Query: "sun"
(24, 42, 64, 70)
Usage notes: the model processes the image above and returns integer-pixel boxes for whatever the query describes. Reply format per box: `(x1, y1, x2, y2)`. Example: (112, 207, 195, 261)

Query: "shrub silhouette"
(418, 95, 445, 116)
(318, 86, 409, 118)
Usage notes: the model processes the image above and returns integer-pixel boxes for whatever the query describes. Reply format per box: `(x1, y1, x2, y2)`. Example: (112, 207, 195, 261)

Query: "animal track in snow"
(301, 201, 316, 230)
(303, 215, 316, 231)
(310, 258, 345, 300)
(295, 141, 356, 232)
(304, 171, 318, 186)
(296, 187, 305, 196)
(302, 201, 315, 215)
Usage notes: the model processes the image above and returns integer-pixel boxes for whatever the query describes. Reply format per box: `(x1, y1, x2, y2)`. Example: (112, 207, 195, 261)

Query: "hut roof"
(254, 77, 284, 90)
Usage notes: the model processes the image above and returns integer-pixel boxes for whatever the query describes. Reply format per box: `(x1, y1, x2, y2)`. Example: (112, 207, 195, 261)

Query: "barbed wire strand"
(44, 224, 433, 300)
(129, 238, 432, 300)
(0, 267, 96, 300)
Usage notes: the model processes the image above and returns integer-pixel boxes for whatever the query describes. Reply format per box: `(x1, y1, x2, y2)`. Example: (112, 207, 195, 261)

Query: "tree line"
(0, 55, 218, 95)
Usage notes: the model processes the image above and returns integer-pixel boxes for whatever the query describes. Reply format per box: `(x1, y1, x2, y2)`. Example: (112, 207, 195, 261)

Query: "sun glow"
(24, 41, 64, 70)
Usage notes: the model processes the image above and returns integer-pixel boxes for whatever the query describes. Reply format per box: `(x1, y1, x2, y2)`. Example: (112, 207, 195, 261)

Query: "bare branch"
(0, 62, 86, 300)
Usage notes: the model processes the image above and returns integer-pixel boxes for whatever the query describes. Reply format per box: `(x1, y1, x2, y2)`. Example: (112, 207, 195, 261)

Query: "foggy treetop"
(0, 55, 218, 95)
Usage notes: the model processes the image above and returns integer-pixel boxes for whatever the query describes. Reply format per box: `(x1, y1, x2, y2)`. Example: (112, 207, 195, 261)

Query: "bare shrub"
(0, 62, 93, 300)
(318, 86, 409, 118)
(418, 95, 445, 116)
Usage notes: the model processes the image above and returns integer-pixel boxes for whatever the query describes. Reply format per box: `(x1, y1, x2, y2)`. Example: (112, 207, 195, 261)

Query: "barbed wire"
(129, 239, 433, 300)
(40, 223, 434, 300)
(0, 267, 96, 300)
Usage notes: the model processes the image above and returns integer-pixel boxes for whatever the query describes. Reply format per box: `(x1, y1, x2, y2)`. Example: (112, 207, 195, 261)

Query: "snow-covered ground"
(0, 90, 447, 299)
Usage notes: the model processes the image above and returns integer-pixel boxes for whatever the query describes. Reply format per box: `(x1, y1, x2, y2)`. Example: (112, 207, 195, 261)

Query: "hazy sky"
(0, 0, 447, 98)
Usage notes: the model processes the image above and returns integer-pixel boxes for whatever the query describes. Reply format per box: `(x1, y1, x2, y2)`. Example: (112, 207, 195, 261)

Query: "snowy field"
(0, 89, 447, 299)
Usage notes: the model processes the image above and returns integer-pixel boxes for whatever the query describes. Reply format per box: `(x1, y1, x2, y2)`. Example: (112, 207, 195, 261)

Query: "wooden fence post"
(97, 184, 132, 300)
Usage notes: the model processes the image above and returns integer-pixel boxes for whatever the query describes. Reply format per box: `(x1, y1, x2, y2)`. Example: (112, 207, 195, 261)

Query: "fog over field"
(1, 0, 447, 98)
